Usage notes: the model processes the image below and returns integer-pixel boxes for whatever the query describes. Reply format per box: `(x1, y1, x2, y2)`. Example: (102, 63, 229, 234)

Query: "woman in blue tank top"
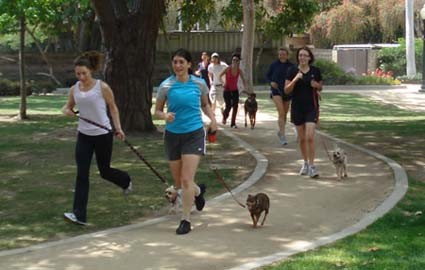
(155, 48, 217, 235)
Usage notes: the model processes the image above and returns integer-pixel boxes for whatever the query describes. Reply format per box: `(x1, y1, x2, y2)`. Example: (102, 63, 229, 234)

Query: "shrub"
(314, 59, 400, 85)
(30, 80, 58, 95)
(314, 59, 356, 85)
(0, 79, 32, 96)
(378, 38, 423, 77)
(355, 75, 400, 85)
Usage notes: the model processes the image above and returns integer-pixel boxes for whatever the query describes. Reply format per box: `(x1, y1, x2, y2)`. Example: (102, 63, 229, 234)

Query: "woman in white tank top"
(61, 51, 132, 225)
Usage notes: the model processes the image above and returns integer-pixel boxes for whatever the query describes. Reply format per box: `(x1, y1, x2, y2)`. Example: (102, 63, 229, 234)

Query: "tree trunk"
(241, 0, 255, 94)
(91, 0, 165, 132)
(405, 0, 416, 77)
(19, 15, 27, 120)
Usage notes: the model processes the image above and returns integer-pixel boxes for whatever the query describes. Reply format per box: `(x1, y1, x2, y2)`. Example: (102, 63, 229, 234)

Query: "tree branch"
(27, 26, 61, 86)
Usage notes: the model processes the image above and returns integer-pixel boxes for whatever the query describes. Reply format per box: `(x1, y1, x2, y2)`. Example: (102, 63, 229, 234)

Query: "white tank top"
(73, 80, 111, 136)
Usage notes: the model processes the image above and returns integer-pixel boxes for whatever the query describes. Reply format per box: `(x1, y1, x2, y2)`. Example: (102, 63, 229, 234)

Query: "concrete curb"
(227, 131, 408, 270)
(0, 127, 268, 258)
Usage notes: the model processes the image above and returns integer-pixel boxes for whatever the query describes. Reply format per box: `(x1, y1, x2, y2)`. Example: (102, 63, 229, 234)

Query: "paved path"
(0, 88, 411, 270)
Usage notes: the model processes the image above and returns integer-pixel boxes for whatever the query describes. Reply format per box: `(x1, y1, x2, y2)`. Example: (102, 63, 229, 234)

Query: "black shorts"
(164, 127, 206, 161)
(291, 109, 318, 126)
(270, 88, 293, 101)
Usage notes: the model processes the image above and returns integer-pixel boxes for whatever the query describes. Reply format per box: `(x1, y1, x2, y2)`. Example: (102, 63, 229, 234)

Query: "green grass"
(262, 92, 425, 270)
(0, 95, 255, 250)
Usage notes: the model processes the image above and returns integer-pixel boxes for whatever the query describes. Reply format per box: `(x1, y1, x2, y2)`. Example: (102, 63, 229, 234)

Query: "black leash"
(72, 110, 169, 186)
(206, 130, 246, 208)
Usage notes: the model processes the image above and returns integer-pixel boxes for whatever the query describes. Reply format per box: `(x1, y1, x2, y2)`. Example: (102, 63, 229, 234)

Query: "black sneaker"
(176, 220, 191, 235)
(195, 183, 206, 211)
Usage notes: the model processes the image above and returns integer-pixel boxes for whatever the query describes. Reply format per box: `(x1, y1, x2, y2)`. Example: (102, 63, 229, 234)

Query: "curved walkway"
(0, 98, 408, 270)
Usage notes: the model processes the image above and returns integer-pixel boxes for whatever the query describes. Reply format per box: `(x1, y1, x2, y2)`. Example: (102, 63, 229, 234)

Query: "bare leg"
(272, 95, 285, 135)
(282, 100, 290, 134)
(180, 154, 201, 221)
(305, 122, 316, 165)
(169, 160, 182, 189)
(296, 124, 308, 162)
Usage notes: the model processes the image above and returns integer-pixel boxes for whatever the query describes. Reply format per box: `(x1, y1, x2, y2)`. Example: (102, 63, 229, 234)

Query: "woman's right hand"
(294, 72, 303, 81)
(63, 107, 77, 117)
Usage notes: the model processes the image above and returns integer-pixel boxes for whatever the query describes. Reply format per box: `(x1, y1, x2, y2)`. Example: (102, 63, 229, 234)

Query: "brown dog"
(246, 193, 270, 228)
(244, 93, 257, 129)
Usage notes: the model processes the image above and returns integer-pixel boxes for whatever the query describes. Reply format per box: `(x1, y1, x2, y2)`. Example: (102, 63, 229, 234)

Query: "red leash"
(72, 110, 169, 186)
(206, 130, 246, 209)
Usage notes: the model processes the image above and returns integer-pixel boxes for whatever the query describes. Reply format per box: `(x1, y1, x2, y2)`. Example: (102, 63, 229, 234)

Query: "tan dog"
(331, 146, 348, 180)
(164, 185, 182, 214)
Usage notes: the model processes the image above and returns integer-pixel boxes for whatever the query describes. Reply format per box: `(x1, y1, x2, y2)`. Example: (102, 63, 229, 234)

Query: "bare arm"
(154, 99, 175, 122)
(101, 82, 125, 140)
(201, 95, 217, 132)
(284, 71, 303, 95)
(219, 67, 229, 86)
(238, 70, 247, 91)
(61, 86, 76, 116)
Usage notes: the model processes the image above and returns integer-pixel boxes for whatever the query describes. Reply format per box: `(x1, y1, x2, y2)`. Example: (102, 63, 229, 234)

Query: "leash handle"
(72, 110, 169, 186)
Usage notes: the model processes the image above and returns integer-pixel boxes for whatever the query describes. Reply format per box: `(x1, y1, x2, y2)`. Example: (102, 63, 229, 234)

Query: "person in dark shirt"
(195, 51, 211, 89)
(266, 48, 294, 145)
(285, 46, 323, 178)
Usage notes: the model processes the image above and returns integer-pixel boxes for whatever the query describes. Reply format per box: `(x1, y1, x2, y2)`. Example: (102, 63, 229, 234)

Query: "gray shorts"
(164, 127, 206, 161)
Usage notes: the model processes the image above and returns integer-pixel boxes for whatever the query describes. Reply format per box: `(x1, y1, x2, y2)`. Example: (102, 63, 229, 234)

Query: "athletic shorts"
(270, 88, 293, 101)
(164, 127, 206, 161)
(291, 108, 318, 126)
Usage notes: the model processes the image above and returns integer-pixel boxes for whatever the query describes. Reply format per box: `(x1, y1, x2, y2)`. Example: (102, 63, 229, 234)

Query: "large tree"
(241, 0, 255, 94)
(90, 0, 165, 131)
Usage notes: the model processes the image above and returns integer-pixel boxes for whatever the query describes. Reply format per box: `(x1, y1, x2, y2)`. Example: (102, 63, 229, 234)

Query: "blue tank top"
(156, 75, 209, 134)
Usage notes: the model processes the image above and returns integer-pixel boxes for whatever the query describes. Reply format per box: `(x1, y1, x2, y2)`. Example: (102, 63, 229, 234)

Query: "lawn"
(261, 92, 425, 270)
(0, 95, 255, 250)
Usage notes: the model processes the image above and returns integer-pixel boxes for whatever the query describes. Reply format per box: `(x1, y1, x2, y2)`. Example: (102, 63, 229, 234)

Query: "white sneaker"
(123, 181, 133, 196)
(63, 212, 87, 225)
(277, 131, 288, 145)
(299, 162, 309, 175)
(309, 165, 319, 178)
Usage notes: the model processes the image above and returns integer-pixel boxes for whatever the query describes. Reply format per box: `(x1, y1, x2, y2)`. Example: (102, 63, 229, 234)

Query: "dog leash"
(319, 134, 334, 162)
(206, 130, 246, 208)
(72, 110, 169, 186)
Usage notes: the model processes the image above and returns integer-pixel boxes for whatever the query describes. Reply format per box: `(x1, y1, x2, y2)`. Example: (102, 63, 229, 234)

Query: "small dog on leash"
(331, 146, 348, 180)
(244, 92, 258, 129)
(164, 185, 182, 214)
(246, 193, 270, 228)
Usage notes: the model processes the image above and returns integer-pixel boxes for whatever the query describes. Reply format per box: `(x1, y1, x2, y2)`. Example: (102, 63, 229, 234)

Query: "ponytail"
(74, 51, 103, 71)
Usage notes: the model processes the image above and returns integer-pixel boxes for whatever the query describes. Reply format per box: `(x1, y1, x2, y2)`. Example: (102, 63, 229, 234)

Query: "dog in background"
(331, 146, 348, 180)
(246, 193, 270, 228)
(165, 185, 182, 214)
(244, 92, 258, 129)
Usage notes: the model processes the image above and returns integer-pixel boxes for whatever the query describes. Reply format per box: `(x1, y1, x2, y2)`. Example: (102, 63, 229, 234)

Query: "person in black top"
(285, 46, 323, 178)
(266, 48, 294, 145)
(195, 51, 211, 89)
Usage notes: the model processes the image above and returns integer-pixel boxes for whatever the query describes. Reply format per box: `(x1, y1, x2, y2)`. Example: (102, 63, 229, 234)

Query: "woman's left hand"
(115, 129, 125, 141)
(311, 80, 320, 89)
(208, 120, 218, 134)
